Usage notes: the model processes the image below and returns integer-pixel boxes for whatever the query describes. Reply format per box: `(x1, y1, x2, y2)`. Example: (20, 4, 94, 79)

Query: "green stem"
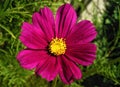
(63, 84, 68, 87)
(0, 24, 16, 39)
(109, 57, 120, 64)
(0, 49, 8, 54)
(53, 77, 57, 87)
(7, 11, 32, 17)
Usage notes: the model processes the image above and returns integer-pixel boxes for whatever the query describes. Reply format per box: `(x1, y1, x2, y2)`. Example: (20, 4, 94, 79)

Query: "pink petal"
(59, 56, 82, 84)
(20, 22, 48, 49)
(36, 56, 60, 81)
(67, 20, 97, 44)
(32, 7, 55, 41)
(17, 49, 48, 70)
(66, 43, 97, 66)
(55, 4, 77, 38)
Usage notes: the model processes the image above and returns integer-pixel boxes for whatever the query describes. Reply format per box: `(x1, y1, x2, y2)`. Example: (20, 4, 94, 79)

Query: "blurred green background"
(0, 0, 120, 87)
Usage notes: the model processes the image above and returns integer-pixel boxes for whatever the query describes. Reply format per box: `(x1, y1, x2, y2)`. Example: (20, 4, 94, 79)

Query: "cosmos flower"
(17, 4, 97, 84)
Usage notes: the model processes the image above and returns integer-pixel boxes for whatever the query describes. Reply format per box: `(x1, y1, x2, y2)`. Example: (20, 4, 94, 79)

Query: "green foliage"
(81, 0, 120, 86)
(0, 0, 120, 87)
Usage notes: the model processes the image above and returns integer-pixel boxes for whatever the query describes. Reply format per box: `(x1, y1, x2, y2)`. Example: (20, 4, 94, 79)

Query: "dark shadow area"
(102, 0, 120, 60)
(82, 74, 120, 87)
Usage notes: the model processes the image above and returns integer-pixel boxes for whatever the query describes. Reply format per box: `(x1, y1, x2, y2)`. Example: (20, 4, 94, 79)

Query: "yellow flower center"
(49, 38, 66, 56)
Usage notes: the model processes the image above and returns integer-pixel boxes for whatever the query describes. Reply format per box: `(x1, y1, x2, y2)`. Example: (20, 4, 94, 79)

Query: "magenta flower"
(17, 4, 97, 84)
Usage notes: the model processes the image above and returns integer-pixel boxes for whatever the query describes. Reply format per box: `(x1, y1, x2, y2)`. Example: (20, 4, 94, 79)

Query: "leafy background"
(0, 0, 120, 87)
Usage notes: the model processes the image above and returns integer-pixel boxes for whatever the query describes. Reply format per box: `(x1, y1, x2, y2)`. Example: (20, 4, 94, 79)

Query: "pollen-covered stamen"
(49, 38, 66, 56)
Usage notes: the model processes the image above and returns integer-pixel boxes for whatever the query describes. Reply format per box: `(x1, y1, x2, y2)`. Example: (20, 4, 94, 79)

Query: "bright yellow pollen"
(49, 38, 66, 56)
